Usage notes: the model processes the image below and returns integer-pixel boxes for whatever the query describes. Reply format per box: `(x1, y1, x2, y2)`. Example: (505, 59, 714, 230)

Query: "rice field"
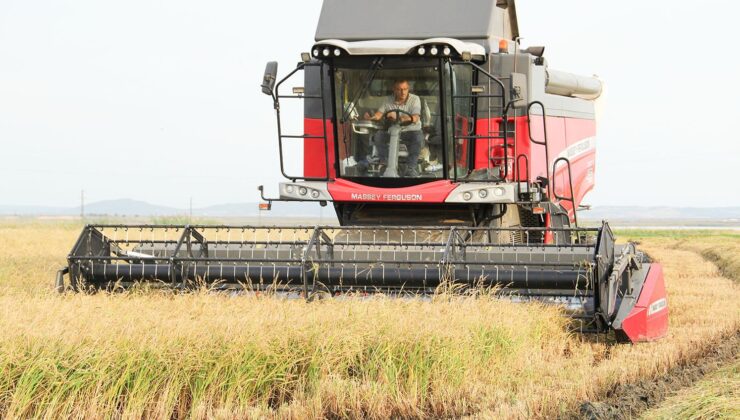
(0, 220, 738, 418)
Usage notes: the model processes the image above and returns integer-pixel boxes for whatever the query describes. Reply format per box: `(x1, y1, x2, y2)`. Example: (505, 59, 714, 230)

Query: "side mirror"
(509, 73, 528, 109)
(523, 46, 545, 57)
(261, 61, 278, 96)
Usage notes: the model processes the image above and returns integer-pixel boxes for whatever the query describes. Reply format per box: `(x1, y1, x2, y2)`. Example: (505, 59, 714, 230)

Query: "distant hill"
(85, 199, 181, 216)
(581, 206, 740, 221)
(0, 199, 181, 217)
(1, 200, 739, 223)
(0, 199, 325, 218)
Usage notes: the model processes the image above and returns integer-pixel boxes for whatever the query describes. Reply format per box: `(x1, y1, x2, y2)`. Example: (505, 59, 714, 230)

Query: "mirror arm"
(258, 185, 272, 203)
(503, 98, 524, 116)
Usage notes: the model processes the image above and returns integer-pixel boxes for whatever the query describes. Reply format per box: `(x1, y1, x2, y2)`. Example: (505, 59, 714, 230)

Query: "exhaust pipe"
(546, 69, 603, 100)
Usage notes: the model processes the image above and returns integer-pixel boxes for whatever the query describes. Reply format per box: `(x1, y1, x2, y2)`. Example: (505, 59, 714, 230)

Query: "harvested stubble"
(0, 222, 738, 419)
(640, 357, 739, 419)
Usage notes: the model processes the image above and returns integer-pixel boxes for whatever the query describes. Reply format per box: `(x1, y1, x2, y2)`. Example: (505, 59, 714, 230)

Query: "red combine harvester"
(58, 0, 667, 343)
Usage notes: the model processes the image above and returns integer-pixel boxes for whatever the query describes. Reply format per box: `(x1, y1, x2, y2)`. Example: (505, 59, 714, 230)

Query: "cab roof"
(315, 0, 519, 53)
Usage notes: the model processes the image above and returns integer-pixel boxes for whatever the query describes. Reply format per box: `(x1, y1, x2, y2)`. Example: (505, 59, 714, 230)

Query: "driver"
(363, 79, 423, 177)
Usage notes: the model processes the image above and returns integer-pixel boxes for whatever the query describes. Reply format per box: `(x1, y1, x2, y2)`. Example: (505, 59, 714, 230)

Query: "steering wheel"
(383, 109, 415, 127)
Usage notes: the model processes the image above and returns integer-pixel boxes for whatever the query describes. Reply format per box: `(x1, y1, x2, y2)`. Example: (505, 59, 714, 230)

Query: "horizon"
(3, 197, 740, 213)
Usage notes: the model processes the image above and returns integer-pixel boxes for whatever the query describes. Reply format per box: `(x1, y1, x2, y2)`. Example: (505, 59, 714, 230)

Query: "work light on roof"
(417, 46, 426, 55)
(443, 46, 451, 56)
(322, 48, 330, 57)
(430, 46, 438, 55)
(333, 48, 341, 56)
(312, 49, 319, 57)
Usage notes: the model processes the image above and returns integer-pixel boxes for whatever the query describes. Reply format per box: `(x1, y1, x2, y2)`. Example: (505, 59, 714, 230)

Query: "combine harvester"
(58, 0, 668, 343)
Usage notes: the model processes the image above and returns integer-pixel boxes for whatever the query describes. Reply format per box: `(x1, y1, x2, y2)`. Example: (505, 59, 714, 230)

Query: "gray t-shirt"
(378, 93, 422, 132)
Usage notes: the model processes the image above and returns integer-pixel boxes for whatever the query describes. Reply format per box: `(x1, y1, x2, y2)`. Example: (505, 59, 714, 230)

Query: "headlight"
(285, 185, 295, 194)
(478, 189, 488, 198)
(493, 187, 505, 197)
(311, 190, 320, 199)
(299, 187, 308, 196)
(463, 192, 472, 201)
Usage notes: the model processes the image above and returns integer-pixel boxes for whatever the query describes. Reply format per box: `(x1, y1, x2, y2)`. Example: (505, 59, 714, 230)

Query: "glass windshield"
(445, 61, 474, 180)
(334, 57, 444, 179)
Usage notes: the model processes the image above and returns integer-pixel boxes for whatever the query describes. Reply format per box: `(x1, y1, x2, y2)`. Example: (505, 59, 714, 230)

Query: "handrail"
(448, 60, 511, 183)
(552, 157, 579, 228)
(516, 154, 531, 197)
(527, 101, 551, 199)
(274, 62, 331, 182)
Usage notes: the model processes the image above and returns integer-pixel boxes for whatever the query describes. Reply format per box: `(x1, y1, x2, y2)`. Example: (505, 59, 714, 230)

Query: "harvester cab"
(259, 0, 600, 231)
(58, 0, 669, 343)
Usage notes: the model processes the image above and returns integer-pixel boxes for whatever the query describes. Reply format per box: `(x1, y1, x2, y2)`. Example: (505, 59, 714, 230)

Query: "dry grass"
(0, 221, 738, 418)
(619, 229, 740, 283)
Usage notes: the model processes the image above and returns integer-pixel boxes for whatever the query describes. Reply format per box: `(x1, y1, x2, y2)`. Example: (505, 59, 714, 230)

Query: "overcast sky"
(1, 0, 738, 208)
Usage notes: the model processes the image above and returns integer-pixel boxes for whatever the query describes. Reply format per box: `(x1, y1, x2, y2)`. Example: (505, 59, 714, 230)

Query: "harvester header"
(57, 0, 668, 343)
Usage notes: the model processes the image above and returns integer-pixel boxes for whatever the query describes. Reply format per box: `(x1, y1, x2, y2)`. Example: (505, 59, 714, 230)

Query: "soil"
(573, 330, 739, 420)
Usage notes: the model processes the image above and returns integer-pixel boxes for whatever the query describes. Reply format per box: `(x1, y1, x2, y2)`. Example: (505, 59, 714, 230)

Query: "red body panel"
(328, 179, 457, 203)
(619, 264, 670, 343)
(305, 113, 595, 223)
(471, 115, 596, 221)
(473, 118, 518, 180)
(304, 118, 336, 179)
(562, 118, 597, 216)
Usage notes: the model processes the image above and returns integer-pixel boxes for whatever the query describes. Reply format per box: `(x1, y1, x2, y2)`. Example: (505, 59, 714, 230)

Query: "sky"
(1, 0, 738, 208)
